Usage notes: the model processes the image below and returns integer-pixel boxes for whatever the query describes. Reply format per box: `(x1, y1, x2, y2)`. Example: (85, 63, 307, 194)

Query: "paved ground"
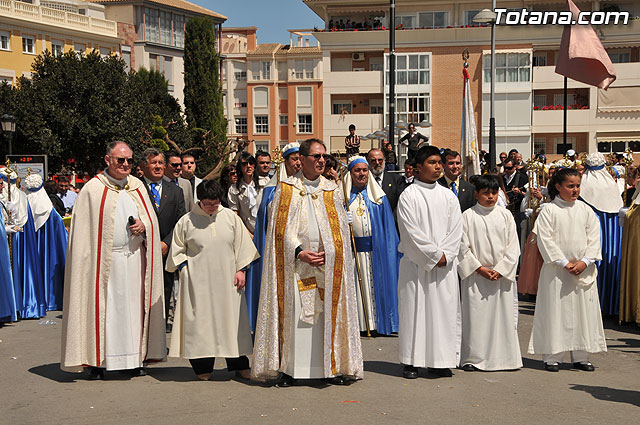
(0, 300, 638, 424)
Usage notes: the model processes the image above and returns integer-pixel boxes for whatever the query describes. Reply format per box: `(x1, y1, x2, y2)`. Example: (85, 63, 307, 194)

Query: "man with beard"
(366, 148, 403, 212)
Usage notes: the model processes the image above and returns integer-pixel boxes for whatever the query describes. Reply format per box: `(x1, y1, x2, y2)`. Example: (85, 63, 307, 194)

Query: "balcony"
(324, 70, 383, 94)
(532, 109, 592, 132)
(533, 62, 640, 89)
(0, 0, 118, 38)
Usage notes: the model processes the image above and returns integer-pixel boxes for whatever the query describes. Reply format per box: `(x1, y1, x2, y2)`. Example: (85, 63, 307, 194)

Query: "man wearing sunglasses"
(502, 158, 527, 240)
(163, 151, 194, 212)
(253, 138, 363, 387)
(61, 141, 166, 380)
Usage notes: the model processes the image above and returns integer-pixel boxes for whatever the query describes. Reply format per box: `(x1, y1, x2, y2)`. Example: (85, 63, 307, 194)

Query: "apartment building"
(305, 0, 640, 160)
(91, 0, 226, 106)
(0, 0, 121, 85)
(221, 28, 323, 154)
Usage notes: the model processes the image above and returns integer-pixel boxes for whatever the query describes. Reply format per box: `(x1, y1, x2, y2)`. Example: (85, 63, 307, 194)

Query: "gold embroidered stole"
(275, 182, 293, 354)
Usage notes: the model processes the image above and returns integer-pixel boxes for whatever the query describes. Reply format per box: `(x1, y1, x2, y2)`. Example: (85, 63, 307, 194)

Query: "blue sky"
(194, 0, 325, 44)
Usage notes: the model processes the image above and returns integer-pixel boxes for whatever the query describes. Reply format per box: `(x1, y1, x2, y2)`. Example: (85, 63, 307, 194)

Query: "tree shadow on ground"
(569, 384, 640, 407)
(29, 363, 139, 382)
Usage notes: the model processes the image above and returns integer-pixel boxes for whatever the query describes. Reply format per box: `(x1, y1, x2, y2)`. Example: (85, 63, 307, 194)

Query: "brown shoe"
(235, 369, 251, 380)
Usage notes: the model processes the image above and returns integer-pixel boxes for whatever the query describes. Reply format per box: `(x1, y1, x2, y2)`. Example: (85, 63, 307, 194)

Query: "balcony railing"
(0, 0, 118, 38)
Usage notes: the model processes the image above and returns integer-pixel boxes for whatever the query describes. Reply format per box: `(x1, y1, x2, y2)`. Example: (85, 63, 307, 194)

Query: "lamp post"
(473, 6, 498, 172)
(1, 113, 16, 155)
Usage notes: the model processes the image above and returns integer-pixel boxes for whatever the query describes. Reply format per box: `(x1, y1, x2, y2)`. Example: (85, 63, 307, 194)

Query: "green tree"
(183, 17, 228, 172)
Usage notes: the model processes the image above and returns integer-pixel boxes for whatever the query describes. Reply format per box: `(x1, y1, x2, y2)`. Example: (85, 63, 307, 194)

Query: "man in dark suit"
(164, 151, 195, 212)
(437, 149, 476, 213)
(501, 158, 527, 242)
(366, 148, 404, 211)
(141, 148, 186, 331)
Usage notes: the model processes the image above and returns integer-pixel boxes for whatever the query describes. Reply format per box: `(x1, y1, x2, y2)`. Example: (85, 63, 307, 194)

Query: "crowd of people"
(1, 137, 639, 385)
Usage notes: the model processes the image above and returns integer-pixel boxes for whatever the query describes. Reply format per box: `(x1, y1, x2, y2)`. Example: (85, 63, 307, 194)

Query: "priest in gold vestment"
(620, 186, 640, 325)
(252, 139, 363, 386)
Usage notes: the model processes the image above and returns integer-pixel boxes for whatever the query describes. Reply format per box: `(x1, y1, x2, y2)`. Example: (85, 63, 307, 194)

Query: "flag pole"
(563, 75, 568, 154)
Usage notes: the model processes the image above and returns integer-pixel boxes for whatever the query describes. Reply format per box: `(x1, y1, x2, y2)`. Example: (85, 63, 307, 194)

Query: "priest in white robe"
(397, 145, 462, 379)
(252, 139, 363, 386)
(61, 141, 166, 379)
(344, 156, 400, 336)
(458, 175, 522, 371)
(166, 179, 259, 380)
(528, 168, 606, 372)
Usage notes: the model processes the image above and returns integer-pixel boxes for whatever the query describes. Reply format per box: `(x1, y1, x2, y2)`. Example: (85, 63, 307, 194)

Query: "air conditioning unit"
(352, 52, 365, 61)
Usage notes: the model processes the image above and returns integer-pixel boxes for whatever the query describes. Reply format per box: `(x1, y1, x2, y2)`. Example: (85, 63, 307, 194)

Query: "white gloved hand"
(4, 225, 19, 234)
(524, 208, 534, 218)
(6, 201, 19, 216)
(346, 211, 354, 224)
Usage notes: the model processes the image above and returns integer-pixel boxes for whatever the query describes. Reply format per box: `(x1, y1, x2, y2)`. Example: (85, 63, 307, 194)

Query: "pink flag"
(555, 0, 616, 89)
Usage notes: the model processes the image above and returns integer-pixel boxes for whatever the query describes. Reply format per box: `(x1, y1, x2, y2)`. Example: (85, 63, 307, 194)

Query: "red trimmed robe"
(61, 172, 166, 372)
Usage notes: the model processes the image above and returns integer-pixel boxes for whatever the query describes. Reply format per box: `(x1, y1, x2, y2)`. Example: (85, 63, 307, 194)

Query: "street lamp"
(473, 6, 498, 172)
(1, 113, 16, 155)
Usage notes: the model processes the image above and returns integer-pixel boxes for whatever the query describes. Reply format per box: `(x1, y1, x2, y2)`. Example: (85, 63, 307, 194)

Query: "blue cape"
(13, 204, 46, 319)
(37, 208, 68, 311)
(0, 207, 18, 322)
(589, 205, 622, 316)
(246, 184, 277, 331)
(350, 187, 400, 335)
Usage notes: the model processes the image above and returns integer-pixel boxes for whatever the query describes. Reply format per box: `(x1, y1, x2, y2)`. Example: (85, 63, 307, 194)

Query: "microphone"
(128, 216, 135, 230)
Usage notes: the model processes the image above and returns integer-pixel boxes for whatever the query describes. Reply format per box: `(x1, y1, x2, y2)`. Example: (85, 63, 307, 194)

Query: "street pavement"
(0, 300, 638, 424)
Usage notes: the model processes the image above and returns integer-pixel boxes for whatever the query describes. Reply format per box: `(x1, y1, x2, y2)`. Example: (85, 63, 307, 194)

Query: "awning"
(597, 86, 640, 112)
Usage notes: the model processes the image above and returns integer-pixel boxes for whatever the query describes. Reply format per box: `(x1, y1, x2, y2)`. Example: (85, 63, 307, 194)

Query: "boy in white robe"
(528, 168, 606, 372)
(397, 145, 462, 379)
(458, 175, 522, 371)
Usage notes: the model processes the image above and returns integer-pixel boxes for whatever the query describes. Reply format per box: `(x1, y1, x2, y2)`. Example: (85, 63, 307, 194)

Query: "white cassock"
(349, 192, 377, 332)
(397, 180, 462, 368)
(458, 204, 522, 370)
(528, 198, 607, 360)
(286, 176, 326, 379)
(104, 175, 144, 370)
(166, 205, 259, 359)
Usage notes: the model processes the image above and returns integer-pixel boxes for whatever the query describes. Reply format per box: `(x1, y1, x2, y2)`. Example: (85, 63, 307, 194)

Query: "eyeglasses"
(504, 165, 514, 170)
(113, 157, 133, 165)
(169, 162, 182, 168)
(240, 161, 253, 166)
(369, 158, 384, 163)
(303, 154, 330, 161)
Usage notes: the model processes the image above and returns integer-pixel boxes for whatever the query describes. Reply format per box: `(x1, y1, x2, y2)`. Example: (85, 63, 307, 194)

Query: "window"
(0, 76, 12, 86)
(149, 53, 158, 70)
(369, 57, 383, 71)
(418, 11, 448, 28)
(464, 10, 481, 26)
(279, 115, 288, 126)
(297, 87, 312, 107)
(484, 53, 530, 83)
(533, 94, 547, 109)
(234, 71, 246, 81)
(255, 115, 269, 134)
(387, 93, 430, 124)
(51, 39, 63, 56)
(255, 141, 269, 153)
(294, 59, 314, 79)
(74, 43, 85, 55)
(534, 137, 546, 155)
(553, 93, 576, 107)
(297, 114, 312, 133)
(608, 50, 630, 63)
(145, 8, 159, 43)
(0, 31, 10, 51)
(554, 136, 575, 154)
(99, 47, 111, 58)
(164, 56, 173, 88)
(395, 15, 416, 29)
(261, 61, 271, 80)
(121, 46, 131, 72)
(22, 35, 35, 54)
(278, 87, 288, 100)
(332, 101, 352, 115)
(386, 53, 430, 86)
(173, 14, 185, 47)
(235, 117, 247, 133)
(254, 87, 269, 107)
(532, 53, 547, 67)
(160, 11, 171, 45)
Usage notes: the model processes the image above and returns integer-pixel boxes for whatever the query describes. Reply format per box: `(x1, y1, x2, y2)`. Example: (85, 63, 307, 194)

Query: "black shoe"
(87, 367, 104, 380)
(166, 323, 173, 333)
(324, 376, 346, 385)
(121, 367, 146, 377)
(573, 362, 595, 371)
(428, 368, 453, 377)
(544, 363, 559, 372)
(461, 364, 478, 372)
(277, 373, 296, 387)
(402, 365, 418, 379)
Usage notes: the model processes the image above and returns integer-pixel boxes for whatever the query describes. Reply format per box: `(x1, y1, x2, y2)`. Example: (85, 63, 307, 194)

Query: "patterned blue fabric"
(13, 204, 45, 319)
(591, 207, 622, 316)
(150, 182, 161, 208)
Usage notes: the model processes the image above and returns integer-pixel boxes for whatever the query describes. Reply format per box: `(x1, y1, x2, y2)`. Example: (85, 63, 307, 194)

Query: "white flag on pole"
(461, 66, 481, 177)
